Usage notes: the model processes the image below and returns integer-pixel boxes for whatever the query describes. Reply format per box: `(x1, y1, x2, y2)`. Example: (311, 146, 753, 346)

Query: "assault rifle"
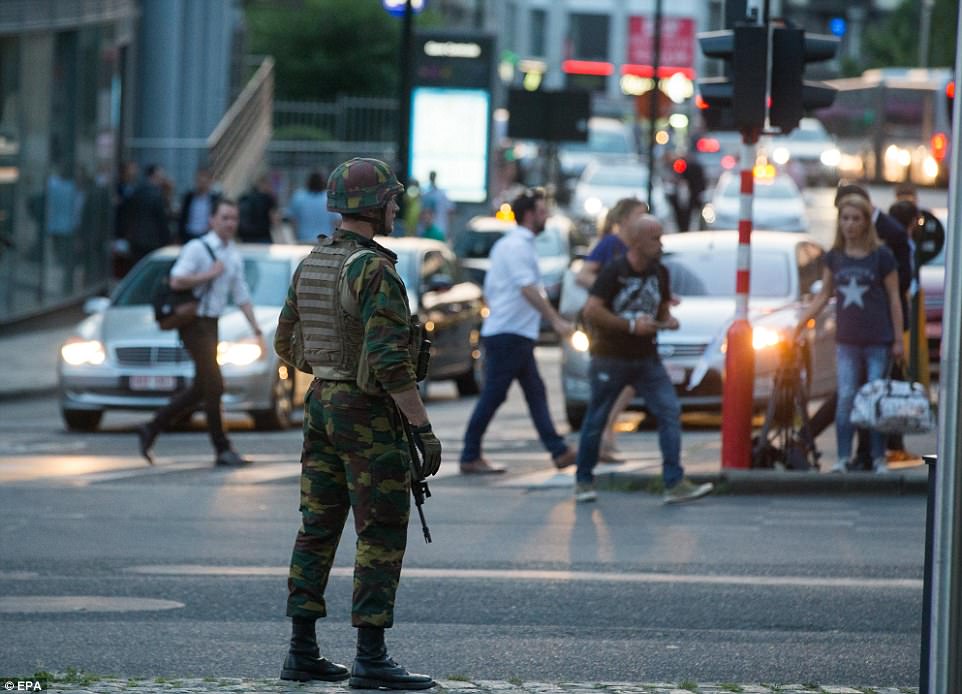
(402, 332, 433, 543)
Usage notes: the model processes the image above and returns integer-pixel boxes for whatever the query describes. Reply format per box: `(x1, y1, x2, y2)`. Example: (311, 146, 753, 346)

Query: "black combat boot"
(279, 616, 349, 682)
(349, 626, 436, 690)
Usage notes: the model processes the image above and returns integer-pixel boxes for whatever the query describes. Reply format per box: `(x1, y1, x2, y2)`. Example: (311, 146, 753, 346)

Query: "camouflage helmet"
(327, 158, 404, 213)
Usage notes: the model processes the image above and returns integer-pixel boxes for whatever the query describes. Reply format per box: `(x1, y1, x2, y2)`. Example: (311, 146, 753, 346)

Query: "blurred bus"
(816, 67, 954, 187)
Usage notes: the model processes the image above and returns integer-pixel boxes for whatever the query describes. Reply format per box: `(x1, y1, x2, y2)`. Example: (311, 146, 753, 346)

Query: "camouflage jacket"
(275, 229, 418, 394)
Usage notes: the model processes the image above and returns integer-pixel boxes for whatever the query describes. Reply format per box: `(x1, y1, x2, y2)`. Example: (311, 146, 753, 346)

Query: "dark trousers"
(148, 317, 230, 453)
(460, 333, 567, 463)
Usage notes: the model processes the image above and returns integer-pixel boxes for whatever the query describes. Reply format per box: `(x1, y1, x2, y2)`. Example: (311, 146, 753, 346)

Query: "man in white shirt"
(137, 199, 264, 466)
(459, 188, 576, 474)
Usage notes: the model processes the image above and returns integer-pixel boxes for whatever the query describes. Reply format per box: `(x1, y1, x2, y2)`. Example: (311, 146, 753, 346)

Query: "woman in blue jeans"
(797, 194, 904, 473)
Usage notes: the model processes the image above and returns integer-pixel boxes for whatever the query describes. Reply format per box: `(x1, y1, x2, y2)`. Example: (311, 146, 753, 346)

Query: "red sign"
(627, 16, 695, 68)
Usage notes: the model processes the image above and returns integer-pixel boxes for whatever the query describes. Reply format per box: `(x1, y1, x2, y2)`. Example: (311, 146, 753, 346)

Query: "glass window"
(568, 13, 609, 61)
(662, 249, 791, 298)
(530, 9, 547, 56)
(113, 256, 293, 307)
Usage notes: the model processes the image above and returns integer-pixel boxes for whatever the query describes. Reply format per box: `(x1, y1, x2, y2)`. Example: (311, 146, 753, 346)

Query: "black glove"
(410, 423, 442, 479)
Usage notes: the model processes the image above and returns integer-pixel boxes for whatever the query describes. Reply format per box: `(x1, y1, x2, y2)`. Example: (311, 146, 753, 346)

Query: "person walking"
(273, 157, 439, 689)
(796, 194, 904, 474)
(573, 214, 714, 504)
(459, 188, 577, 475)
(288, 170, 340, 242)
(575, 197, 648, 462)
(177, 166, 219, 245)
(135, 199, 263, 468)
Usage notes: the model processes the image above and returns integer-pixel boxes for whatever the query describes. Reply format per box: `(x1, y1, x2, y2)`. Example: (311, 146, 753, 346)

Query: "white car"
(763, 118, 841, 186)
(59, 239, 485, 431)
(702, 170, 809, 234)
(571, 159, 671, 229)
(559, 231, 836, 429)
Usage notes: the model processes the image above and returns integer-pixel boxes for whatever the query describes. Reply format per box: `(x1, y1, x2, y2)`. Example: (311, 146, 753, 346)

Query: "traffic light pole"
(928, 6, 962, 689)
(721, 134, 758, 469)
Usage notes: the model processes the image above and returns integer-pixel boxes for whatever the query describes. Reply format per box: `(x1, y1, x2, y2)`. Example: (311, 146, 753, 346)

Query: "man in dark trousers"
(136, 199, 264, 467)
(806, 183, 914, 469)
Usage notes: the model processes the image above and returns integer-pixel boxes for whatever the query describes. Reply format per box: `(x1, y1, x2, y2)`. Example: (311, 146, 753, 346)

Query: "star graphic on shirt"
(838, 276, 869, 309)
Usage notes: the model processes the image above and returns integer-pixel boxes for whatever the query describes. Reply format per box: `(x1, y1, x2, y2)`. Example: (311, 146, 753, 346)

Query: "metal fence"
(269, 96, 399, 203)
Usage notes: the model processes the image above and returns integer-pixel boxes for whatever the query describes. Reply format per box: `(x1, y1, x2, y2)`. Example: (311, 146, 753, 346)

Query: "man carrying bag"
(136, 198, 264, 467)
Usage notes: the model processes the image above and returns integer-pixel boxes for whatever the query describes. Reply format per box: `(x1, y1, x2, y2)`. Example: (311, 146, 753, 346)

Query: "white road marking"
(123, 564, 921, 590)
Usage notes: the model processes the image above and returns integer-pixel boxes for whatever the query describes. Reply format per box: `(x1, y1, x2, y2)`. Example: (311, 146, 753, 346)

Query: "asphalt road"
(0, 346, 927, 686)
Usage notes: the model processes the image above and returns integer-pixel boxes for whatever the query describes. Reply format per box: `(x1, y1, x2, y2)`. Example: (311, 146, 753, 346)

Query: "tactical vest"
(295, 235, 419, 393)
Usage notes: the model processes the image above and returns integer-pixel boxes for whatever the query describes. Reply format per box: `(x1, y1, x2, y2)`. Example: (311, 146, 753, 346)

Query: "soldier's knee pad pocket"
(368, 448, 411, 527)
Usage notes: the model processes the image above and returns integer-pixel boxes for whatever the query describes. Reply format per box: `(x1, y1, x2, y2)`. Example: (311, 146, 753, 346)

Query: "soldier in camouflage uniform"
(274, 158, 441, 690)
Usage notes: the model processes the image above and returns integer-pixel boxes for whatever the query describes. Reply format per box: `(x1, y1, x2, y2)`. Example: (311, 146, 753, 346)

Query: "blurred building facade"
(0, 0, 243, 324)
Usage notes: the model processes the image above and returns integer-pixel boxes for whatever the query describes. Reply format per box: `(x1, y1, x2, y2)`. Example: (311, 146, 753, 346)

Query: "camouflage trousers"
(286, 380, 411, 628)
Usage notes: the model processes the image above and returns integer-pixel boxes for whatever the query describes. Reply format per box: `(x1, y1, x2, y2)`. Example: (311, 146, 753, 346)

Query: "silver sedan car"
(59, 244, 316, 432)
(59, 238, 485, 431)
(559, 231, 836, 429)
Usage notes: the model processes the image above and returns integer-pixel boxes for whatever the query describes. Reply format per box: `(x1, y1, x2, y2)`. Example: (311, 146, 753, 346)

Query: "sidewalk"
(33, 675, 919, 694)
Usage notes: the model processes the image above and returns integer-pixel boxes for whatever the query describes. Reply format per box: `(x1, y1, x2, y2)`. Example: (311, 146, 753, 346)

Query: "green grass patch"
(678, 681, 698, 692)
(718, 685, 743, 693)
(507, 676, 523, 686)
(445, 674, 472, 682)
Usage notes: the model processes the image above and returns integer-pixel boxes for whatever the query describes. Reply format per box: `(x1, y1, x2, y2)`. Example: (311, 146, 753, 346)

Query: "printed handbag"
(152, 242, 218, 330)
(850, 376, 934, 435)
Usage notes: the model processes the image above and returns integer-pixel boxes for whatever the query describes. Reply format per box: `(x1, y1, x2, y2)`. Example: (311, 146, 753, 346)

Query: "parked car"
(570, 158, 671, 230)
(690, 130, 742, 188)
(59, 239, 484, 431)
(380, 236, 485, 396)
(454, 214, 580, 308)
(558, 231, 836, 429)
(701, 170, 809, 233)
(763, 117, 841, 186)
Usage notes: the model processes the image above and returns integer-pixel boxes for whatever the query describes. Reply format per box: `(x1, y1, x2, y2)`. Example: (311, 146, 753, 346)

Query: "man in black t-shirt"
(573, 214, 713, 504)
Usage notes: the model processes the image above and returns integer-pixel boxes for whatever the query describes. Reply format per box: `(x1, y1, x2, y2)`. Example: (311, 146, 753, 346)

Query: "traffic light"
(769, 26, 840, 134)
(697, 24, 767, 134)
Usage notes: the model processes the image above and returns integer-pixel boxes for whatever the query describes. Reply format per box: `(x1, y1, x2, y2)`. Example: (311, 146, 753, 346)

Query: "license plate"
(665, 363, 687, 385)
(129, 375, 177, 392)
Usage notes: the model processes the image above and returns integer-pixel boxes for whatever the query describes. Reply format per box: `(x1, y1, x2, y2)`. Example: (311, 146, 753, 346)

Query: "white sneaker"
(574, 483, 597, 503)
(830, 458, 849, 473)
(874, 457, 890, 475)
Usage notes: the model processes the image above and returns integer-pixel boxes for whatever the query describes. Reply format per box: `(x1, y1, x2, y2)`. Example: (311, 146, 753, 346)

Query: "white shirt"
(170, 231, 251, 317)
(481, 225, 542, 340)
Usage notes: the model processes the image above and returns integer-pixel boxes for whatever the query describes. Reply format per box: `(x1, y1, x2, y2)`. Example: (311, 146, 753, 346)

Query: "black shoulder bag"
(153, 242, 218, 330)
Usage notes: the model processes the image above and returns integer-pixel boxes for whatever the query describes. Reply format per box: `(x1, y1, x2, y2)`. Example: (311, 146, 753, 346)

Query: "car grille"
(658, 343, 708, 359)
(114, 345, 191, 366)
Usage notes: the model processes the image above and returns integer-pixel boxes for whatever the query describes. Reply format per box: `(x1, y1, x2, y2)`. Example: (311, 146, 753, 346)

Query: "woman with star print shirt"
(797, 194, 904, 474)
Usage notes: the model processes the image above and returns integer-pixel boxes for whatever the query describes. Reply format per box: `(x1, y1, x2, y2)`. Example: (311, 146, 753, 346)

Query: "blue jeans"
(460, 334, 568, 463)
(575, 355, 683, 487)
(835, 343, 890, 462)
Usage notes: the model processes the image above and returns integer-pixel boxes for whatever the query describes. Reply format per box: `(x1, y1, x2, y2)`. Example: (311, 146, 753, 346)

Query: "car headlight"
(702, 204, 716, 225)
(820, 148, 841, 167)
(61, 339, 106, 366)
(583, 197, 603, 217)
(571, 329, 590, 352)
(752, 325, 785, 351)
(217, 337, 264, 366)
(772, 146, 791, 165)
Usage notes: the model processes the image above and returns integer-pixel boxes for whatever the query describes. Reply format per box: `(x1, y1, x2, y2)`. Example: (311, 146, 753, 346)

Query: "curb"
(599, 468, 929, 495)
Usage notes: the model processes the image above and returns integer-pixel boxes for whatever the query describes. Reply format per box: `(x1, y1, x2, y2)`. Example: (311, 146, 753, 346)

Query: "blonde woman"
(575, 198, 647, 461)
(797, 194, 904, 473)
